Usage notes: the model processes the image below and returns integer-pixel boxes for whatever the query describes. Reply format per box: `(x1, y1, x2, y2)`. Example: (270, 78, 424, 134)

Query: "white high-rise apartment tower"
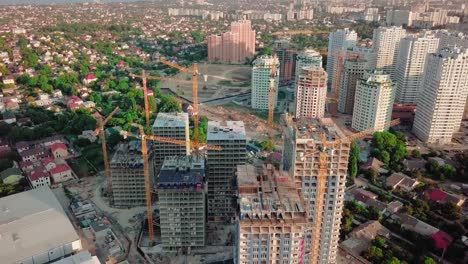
(295, 66, 327, 118)
(352, 70, 396, 132)
(372, 26, 406, 77)
(326, 29, 357, 87)
(251, 55, 280, 110)
(413, 47, 468, 144)
(394, 34, 439, 104)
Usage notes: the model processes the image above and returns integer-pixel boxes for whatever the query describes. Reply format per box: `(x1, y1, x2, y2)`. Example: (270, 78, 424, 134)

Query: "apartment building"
(110, 143, 146, 207)
(352, 70, 396, 132)
(295, 49, 323, 82)
(207, 121, 247, 222)
(152, 112, 190, 168)
(251, 55, 280, 110)
(282, 115, 350, 263)
(295, 66, 327, 119)
(395, 35, 439, 104)
(158, 155, 206, 252)
(326, 28, 357, 87)
(235, 164, 309, 264)
(338, 58, 367, 114)
(372, 26, 407, 78)
(413, 47, 468, 144)
(207, 20, 256, 63)
(274, 40, 297, 83)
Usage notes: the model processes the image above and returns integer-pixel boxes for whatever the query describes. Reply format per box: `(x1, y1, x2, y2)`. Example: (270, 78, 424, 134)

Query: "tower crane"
(268, 54, 278, 125)
(159, 58, 202, 143)
(120, 124, 222, 243)
(93, 107, 120, 201)
(307, 118, 400, 262)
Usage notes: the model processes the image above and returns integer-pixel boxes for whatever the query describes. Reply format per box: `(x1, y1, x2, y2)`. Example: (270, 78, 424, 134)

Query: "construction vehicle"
(93, 107, 120, 201)
(120, 124, 221, 243)
(268, 54, 278, 125)
(308, 118, 400, 262)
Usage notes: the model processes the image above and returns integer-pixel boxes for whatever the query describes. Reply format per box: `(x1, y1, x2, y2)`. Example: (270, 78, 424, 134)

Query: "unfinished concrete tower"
(282, 115, 350, 263)
(110, 142, 147, 207)
(207, 121, 246, 223)
(234, 164, 310, 264)
(158, 155, 206, 252)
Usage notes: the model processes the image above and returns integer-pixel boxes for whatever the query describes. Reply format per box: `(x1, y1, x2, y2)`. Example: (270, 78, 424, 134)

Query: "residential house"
(20, 160, 34, 172)
(42, 157, 57, 171)
(361, 157, 387, 173)
(83, 101, 95, 109)
(67, 95, 84, 110)
(35, 94, 53, 107)
(79, 130, 97, 143)
(2, 113, 16, 124)
(396, 213, 439, 236)
(431, 231, 453, 250)
(402, 158, 426, 171)
(0, 137, 11, 158)
(50, 164, 73, 183)
(19, 147, 49, 162)
(425, 189, 465, 207)
(52, 89, 63, 98)
(342, 220, 390, 255)
(386, 173, 420, 192)
(0, 168, 23, 185)
(50, 142, 69, 159)
(83, 73, 97, 85)
(28, 166, 51, 188)
(348, 188, 378, 204)
(387, 200, 404, 214)
(4, 99, 19, 111)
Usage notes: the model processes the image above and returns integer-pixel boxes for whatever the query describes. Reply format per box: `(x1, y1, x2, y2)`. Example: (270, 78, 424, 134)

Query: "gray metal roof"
(152, 112, 188, 128)
(0, 187, 80, 263)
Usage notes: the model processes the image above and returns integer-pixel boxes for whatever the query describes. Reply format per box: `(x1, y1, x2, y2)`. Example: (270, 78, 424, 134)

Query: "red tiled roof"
(20, 160, 33, 168)
(28, 167, 49, 181)
(431, 231, 453, 250)
(42, 157, 55, 165)
(50, 164, 71, 175)
(426, 189, 447, 202)
(85, 73, 97, 80)
(50, 142, 67, 152)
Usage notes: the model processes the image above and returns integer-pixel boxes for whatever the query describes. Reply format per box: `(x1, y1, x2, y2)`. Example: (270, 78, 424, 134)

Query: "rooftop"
(0, 187, 80, 263)
(238, 164, 307, 223)
(51, 250, 100, 264)
(158, 155, 205, 189)
(207, 120, 246, 141)
(281, 114, 346, 142)
(110, 143, 144, 166)
(152, 112, 188, 129)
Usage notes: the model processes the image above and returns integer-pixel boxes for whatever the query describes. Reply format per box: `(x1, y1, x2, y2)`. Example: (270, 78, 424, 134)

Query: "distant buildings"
(282, 116, 350, 263)
(372, 26, 406, 77)
(395, 34, 439, 104)
(326, 28, 357, 87)
(235, 164, 309, 264)
(152, 112, 190, 168)
(0, 187, 82, 264)
(207, 121, 246, 223)
(158, 156, 206, 252)
(110, 143, 146, 207)
(413, 47, 468, 144)
(386, 9, 414, 27)
(294, 66, 327, 119)
(251, 55, 280, 110)
(352, 70, 395, 132)
(207, 20, 255, 64)
(338, 58, 367, 114)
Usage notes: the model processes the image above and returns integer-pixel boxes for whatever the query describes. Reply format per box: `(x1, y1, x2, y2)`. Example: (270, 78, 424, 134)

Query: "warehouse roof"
(0, 187, 80, 263)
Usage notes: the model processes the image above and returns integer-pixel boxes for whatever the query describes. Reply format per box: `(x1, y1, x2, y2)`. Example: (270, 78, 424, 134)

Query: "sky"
(0, 0, 138, 5)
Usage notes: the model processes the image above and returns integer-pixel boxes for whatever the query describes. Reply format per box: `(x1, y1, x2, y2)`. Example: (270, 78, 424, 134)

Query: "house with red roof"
(28, 166, 51, 188)
(19, 147, 49, 162)
(50, 142, 69, 159)
(431, 231, 453, 250)
(83, 73, 98, 85)
(425, 189, 465, 207)
(67, 95, 84, 111)
(50, 164, 73, 183)
(42, 157, 57, 171)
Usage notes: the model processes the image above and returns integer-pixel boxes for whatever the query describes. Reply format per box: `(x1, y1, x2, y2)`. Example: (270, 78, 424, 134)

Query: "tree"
(367, 206, 381, 220)
(423, 256, 436, 264)
(191, 30, 206, 43)
(381, 150, 390, 164)
(366, 246, 383, 261)
(384, 257, 401, 264)
(349, 142, 360, 179)
(411, 149, 421, 158)
(372, 237, 386, 248)
(441, 202, 461, 220)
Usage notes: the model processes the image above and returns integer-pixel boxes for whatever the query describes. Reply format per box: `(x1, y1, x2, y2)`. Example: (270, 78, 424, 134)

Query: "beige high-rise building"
(207, 20, 255, 64)
(295, 49, 323, 82)
(395, 34, 439, 104)
(338, 58, 367, 114)
(413, 47, 468, 144)
(372, 26, 407, 77)
(295, 66, 327, 119)
(352, 70, 396, 132)
(234, 164, 309, 264)
(282, 115, 350, 264)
